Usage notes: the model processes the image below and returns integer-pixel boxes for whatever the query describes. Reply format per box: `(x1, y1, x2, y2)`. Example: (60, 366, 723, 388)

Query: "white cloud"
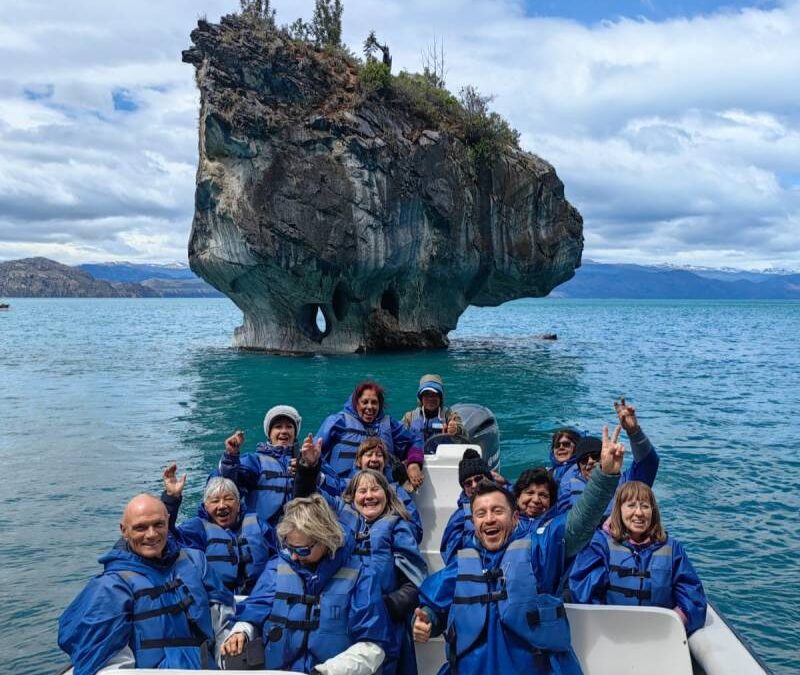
(1, 0, 799, 268)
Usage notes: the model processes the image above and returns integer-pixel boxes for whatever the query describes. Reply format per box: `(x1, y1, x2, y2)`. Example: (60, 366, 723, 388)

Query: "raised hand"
(413, 608, 432, 643)
(162, 463, 187, 497)
(300, 433, 323, 467)
(490, 470, 508, 486)
(614, 398, 640, 434)
(220, 632, 247, 656)
(225, 430, 245, 456)
(600, 424, 625, 475)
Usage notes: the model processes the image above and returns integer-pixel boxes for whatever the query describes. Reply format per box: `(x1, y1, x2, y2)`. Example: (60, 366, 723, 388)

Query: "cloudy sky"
(1, 0, 798, 269)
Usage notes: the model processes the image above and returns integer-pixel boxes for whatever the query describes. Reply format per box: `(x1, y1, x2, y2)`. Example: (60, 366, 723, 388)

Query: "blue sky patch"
(112, 88, 138, 112)
(521, 0, 782, 25)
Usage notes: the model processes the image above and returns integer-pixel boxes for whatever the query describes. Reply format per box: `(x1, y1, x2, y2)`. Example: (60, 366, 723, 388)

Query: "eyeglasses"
(463, 475, 486, 489)
(578, 453, 601, 465)
(555, 440, 575, 448)
(283, 543, 315, 558)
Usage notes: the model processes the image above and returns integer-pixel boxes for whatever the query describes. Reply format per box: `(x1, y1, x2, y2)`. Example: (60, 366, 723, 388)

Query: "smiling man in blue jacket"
(58, 494, 233, 674)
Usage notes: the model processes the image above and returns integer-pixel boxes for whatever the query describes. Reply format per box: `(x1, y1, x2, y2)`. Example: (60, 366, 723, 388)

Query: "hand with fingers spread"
(614, 398, 640, 435)
(220, 632, 247, 656)
(600, 425, 625, 475)
(413, 608, 432, 642)
(162, 463, 187, 498)
(300, 433, 323, 467)
(225, 430, 245, 456)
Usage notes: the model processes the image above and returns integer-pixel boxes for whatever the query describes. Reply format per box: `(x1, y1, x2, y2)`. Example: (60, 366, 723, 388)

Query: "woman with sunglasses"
(549, 428, 582, 483)
(296, 453, 428, 675)
(220, 495, 392, 674)
(568, 481, 707, 635)
(557, 399, 659, 514)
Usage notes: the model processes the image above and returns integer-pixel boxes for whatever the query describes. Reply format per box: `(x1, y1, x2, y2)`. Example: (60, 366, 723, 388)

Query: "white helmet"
(263, 405, 302, 438)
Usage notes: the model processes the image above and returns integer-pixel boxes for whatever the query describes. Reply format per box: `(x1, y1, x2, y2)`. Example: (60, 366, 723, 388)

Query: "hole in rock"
(315, 307, 327, 333)
(297, 303, 331, 343)
(332, 282, 349, 321)
(380, 289, 400, 320)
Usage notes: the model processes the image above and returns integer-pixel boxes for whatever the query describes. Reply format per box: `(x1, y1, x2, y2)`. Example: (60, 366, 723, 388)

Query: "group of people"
(58, 375, 708, 675)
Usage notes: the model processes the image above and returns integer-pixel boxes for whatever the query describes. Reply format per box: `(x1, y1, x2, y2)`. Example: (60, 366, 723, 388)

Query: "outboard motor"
(423, 403, 500, 472)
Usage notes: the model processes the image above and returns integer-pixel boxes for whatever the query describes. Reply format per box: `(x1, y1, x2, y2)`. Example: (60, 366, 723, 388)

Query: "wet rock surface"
(183, 16, 583, 353)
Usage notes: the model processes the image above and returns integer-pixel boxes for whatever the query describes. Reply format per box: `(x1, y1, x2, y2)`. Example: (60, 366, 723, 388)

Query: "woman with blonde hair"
(296, 456, 427, 675)
(220, 495, 391, 673)
(568, 481, 707, 634)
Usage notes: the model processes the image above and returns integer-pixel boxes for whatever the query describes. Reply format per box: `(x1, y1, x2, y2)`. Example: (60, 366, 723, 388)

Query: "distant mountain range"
(0, 258, 222, 298)
(1, 257, 798, 300)
(552, 262, 800, 299)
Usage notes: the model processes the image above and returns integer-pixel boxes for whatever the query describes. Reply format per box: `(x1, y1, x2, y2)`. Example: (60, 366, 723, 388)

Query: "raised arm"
(564, 425, 625, 558)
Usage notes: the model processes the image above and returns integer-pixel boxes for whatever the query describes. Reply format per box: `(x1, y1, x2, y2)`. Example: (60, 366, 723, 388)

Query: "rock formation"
(183, 16, 583, 353)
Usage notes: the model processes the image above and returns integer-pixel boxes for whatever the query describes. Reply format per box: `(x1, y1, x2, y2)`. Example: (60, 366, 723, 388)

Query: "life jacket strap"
(610, 564, 651, 579)
(132, 594, 194, 621)
(139, 636, 207, 650)
(268, 614, 320, 631)
(274, 591, 320, 606)
(132, 578, 183, 600)
(526, 605, 566, 627)
(608, 584, 652, 600)
(453, 589, 508, 605)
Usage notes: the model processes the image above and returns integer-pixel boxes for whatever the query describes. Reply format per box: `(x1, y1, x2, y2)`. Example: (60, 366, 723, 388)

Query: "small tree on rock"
(363, 30, 392, 71)
(239, 0, 276, 28)
(311, 0, 343, 48)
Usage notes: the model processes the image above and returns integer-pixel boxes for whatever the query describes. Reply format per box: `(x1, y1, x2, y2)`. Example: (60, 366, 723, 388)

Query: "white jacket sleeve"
(313, 641, 385, 675)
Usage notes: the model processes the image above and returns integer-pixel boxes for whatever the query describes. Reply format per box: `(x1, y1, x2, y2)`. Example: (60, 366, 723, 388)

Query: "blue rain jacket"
(439, 492, 474, 567)
(569, 530, 708, 635)
(420, 528, 581, 675)
(58, 538, 232, 675)
(234, 536, 392, 673)
(317, 399, 422, 478)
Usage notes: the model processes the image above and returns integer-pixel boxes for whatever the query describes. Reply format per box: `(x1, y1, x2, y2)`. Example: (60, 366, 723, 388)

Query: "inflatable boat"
(61, 405, 771, 675)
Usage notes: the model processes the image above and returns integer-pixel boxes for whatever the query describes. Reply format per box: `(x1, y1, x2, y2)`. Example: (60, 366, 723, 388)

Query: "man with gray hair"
(58, 493, 234, 674)
(161, 464, 277, 594)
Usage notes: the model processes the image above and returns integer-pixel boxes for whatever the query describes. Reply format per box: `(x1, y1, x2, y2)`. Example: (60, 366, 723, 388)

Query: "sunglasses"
(283, 543, 315, 558)
(578, 453, 601, 465)
(463, 475, 486, 489)
(555, 440, 575, 448)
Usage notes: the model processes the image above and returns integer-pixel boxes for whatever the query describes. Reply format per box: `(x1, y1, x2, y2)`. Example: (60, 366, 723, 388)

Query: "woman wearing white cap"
(218, 405, 338, 526)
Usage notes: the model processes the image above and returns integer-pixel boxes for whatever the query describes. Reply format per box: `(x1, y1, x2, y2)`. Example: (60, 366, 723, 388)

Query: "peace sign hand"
(614, 398, 640, 434)
(600, 425, 625, 475)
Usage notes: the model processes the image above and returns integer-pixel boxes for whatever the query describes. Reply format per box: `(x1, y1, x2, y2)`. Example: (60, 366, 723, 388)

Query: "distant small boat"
(0, 303, 9, 310)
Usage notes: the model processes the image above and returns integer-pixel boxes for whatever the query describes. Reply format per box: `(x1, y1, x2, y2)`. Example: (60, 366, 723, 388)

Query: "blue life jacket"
(557, 472, 587, 513)
(406, 408, 446, 445)
(201, 514, 269, 594)
(328, 412, 392, 478)
(111, 549, 216, 669)
(263, 560, 360, 671)
(551, 458, 579, 486)
(352, 513, 401, 592)
(605, 534, 674, 608)
(446, 538, 571, 669)
(246, 451, 293, 522)
(460, 501, 475, 539)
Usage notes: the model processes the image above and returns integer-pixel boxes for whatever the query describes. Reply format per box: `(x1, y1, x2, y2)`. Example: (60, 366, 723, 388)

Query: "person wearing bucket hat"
(217, 405, 338, 527)
(439, 449, 495, 566)
(402, 374, 464, 449)
(557, 398, 660, 515)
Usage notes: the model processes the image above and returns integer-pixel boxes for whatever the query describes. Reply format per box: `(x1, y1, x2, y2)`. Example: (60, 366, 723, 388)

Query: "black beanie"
(574, 436, 603, 463)
(459, 448, 490, 486)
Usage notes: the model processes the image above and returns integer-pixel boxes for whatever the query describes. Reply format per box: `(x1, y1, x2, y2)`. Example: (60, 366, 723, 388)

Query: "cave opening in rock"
(332, 282, 349, 321)
(297, 303, 331, 342)
(380, 289, 400, 319)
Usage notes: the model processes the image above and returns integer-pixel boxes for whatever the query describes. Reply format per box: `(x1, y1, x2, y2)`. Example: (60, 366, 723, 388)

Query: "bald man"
(58, 494, 233, 674)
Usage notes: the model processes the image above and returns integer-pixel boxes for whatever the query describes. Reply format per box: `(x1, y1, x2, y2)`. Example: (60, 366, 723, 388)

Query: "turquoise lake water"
(1, 297, 798, 674)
